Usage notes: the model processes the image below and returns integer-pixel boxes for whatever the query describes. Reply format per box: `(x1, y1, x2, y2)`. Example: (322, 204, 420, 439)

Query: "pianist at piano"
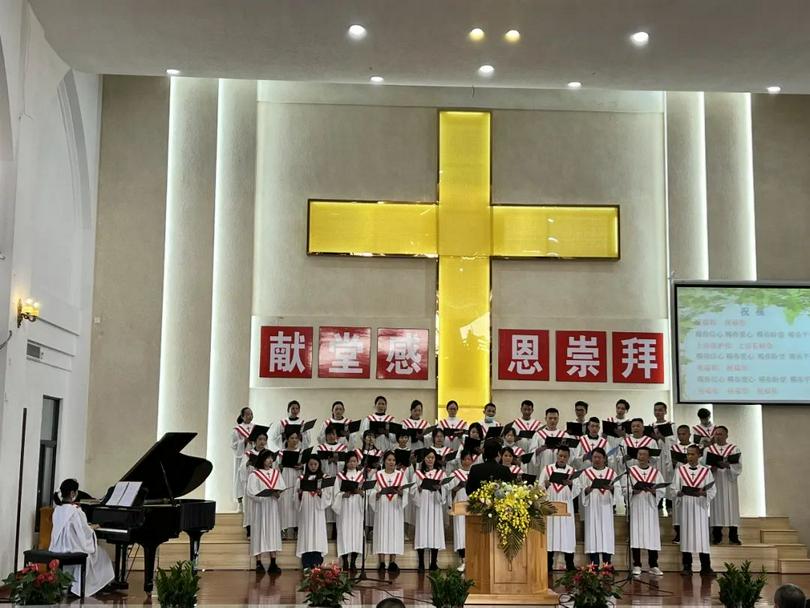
(50, 479, 115, 597)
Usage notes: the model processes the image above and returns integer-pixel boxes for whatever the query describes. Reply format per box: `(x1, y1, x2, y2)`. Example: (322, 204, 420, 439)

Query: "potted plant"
(155, 561, 200, 608)
(2, 560, 73, 605)
(427, 568, 475, 608)
(558, 563, 622, 608)
(298, 563, 354, 608)
(717, 561, 768, 608)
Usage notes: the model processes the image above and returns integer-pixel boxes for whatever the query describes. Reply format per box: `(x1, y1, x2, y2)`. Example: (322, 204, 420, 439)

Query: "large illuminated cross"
(308, 111, 619, 421)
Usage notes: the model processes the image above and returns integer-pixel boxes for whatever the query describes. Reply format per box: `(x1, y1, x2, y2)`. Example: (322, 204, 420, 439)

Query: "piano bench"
(23, 550, 87, 599)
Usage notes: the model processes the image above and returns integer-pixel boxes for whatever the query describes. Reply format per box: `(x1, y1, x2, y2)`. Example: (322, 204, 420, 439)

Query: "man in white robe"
(671, 444, 716, 575)
(651, 401, 675, 514)
(706, 425, 742, 545)
(540, 446, 580, 572)
(628, 447, 665, 576)
(580, 447, 621, 565)
(50, 485, 115, 597)
(691, 407, 715, 448)
(510, 399, 543, 457)
(669, 425, 693, 544)
(532, 408, 572, 476)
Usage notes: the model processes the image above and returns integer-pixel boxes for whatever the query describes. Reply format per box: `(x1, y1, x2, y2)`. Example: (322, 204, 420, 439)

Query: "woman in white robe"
(401, 400, 429, 451)
(540, 447, 580, 572)
(580, 448, 621, 565)
(269, 400, 309, 452)
(277, 431, 303, 537)
(628, 448, 665, 576)
(413, 451, 447, 572)
(333, 452, 365, 571)
(317, 400, 354, 447)
(247, 450, 286, 574)
(371, 451, 409, 573)
(358, 395, 397, 451)
(448, 451, 474, 572)
(240, 431, 268, 535)
(231, 407, 254, 504)
(296, 456, 333, 568)
(49, 479, 114, 597)
(672, 445, 716, 574)
(438, 400, 467, 451)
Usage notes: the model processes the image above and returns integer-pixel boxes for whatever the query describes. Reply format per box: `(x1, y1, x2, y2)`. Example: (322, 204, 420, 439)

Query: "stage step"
(760, 529, 800, 544)
(774, 544, 808, 560)
(778, 559, 810, 574)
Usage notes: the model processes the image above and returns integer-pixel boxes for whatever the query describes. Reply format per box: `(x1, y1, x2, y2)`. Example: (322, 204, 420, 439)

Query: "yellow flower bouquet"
(467, 480, 557, 562)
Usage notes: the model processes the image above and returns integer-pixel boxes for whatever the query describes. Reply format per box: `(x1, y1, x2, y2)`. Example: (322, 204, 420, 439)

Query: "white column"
(704, 92, 765, 517)
(157, 78, 218, 460)
(205, 80, 256, 509)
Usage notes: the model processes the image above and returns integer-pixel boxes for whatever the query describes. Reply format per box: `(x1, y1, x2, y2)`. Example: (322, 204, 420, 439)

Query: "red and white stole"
(281, 418, 301, 428)
(253, 468, 280, 490)
(513, 418, 541, 432)
(402, 418, 428, 429)
(414, 468, 443, 487)
(580, 435, 607, 453)
(539, 428, 565, 441)
(318, 442, 347, 453)
(692, 424, 715, 438)
(708, 443, 737, 458)
(234, 423, 252, 440)
(507, 445, 526, 457)
(508, 464, 522, 476)
(432, 446, 453, 458)
(545, 464, 573, 493)
(367, 413, 394, 423)
(245, 448, 258, 458)
(625, 435, 654, 449)
(584, 466, 615, 494)
(453, 469, 470, 483)
(439, 418, 467, 431)
(299, 474, 324, 497)
(629, 465, 659, 484)
(338, 469, 362, 482)
(376, 470, 404, 502)
(324, 417, 351, 428)
(678, 465, 709, 488)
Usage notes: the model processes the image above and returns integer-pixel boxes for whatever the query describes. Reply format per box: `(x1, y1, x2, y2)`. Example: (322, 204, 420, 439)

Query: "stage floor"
(64, 570, 810, 606)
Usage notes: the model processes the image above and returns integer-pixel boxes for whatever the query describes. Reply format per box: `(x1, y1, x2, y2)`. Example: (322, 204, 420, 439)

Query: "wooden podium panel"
(452, 501, 567, 605)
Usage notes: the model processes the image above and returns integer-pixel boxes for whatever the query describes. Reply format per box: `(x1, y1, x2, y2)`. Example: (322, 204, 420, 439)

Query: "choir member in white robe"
(296, 457, 333, 568)
(511, 399, 543, 455)
(706, 426, 742, 544)
(500, 447, 526, 480)
(413, 451, 447, 572)
(429, 429, 457, 473)
(540, 447, 580, 572)
(240, 432, 268, 534)
(573, 418, 608, 470)
(479, 402, 501, 436)
(652, 402, 676, 510)
(604, 399, 631, 456)
(628, 448, 665, 576)
(317, 400, 354, 447)
(571, 400, 590, 436)
(621, 420, 656, 469)
(580, 448, 622, 565)
(532, 408, 571, 474)
(371, 451, 409, 573)
(49, 480, 115, 597)
(359, 395, 397, 452)
(448, 451, 474, 572)
(317, 427, 348, 527)
(277, 432, 303, 537)
(401, 400, 429, 451)
(691, 407, 715, 448)
(671, 445, 716, 575)
(247, 450, 286, 574)
(669, 425, 693, 543)
(231, 407, 254, 503)
(359, 433, 384, 533)
(333, 453, 366, 571)
(438, 400, 468, 451)
(269, 399, 310, 452)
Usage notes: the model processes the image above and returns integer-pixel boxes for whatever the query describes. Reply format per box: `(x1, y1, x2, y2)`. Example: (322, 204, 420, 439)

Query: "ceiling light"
(468, 28, 485, 42)
(767, 85, 782, 94)
(504, 29, 521, 43)
(348, 24, 367, 40)
(370, 75, 384, 84)
(166, 68, 180, 76)
(630, 31, 650, 47)
(567, 81, 582, 89)
(478, 64, 495, 77)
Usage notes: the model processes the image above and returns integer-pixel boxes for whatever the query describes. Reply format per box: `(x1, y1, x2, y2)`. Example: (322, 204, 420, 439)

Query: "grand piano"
(81, 432, 216, 593)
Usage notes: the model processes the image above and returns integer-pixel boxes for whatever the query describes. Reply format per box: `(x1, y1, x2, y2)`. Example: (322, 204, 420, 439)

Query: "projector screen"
(674, 283, 810, 404)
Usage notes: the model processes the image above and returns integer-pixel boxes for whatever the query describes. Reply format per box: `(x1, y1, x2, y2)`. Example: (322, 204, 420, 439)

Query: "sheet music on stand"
(105, 481, 143, 507)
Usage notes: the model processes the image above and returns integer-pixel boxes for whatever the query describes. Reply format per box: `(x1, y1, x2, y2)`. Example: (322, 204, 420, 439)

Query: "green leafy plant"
(717, 561, 768, 608)
(155, 561, 200, 608)
(427, 568, 475, 608)
(298, 563, 354, 607)
(558, 563, 622, 608)
(2, 559, 73, 605)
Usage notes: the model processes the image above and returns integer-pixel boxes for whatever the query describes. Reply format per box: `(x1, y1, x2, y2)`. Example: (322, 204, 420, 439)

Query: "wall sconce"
(17, 298, 41, 327)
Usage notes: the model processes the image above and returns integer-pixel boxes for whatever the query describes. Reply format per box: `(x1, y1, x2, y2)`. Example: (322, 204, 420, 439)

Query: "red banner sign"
(259, 326, 313, 378)
(318, 326, 371, 378)
(555, 330, 608, 382)
(376, 328, 430, 380)
(498, 329, 550, 380)
(612, 332, 665, 384)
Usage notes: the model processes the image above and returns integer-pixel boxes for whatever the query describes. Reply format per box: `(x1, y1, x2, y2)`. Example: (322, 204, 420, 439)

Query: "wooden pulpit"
(451, 501, 568, 605)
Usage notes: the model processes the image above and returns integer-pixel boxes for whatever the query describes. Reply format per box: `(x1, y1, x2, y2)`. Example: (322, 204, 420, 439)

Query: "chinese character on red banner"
(612, 332, 665, 383)
(555, 330, 608, 382)
(259, 326, 313, 378)
(498, 329, 550, 380)
(318, 326, 371, 378)
(377, 328, 429, 380)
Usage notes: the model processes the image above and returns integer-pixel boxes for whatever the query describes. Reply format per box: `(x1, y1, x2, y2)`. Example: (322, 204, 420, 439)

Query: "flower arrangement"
(2, 560, 73, 605)
(298, 563, 355, 608)
(467, 480, 557, 561)
(717, 561, 768, 608)
(155, 560, 200, 608)
(427, 567, 475, 608)
(558, 563, 621, 608)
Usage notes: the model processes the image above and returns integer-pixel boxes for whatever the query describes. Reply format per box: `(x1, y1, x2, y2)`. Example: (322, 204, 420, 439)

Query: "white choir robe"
(370, 471, 409, 555)
(447, 470, 470, 552)
(401, 418, 429, 451)
(622, 435, 657, 470)
(691, 423, 716, 447)
(706, 444, 742, 527)
(439, 418, 468, 451)
(531, 429, 570, 476)
(605, 416, 630, 470)
(269, 418, 310, 453)
(317, 442, 348, 523)
(359, 414, 397, 452)
(539, 465, 580, 554)
(247, 469, 287, 555)
(402, 467, 417, 526)
(296, 481, 333, 557)
(277, 456, 301, 531)
(413, 470, 448, 550)
(668, 444, 691, 525)
(510, 419, 542, 455)
(240, 450, 258, 527)
(573, 436, 608, 470)
(333, 471, 365, 556)
(231, 423, 253, 499)
(580, 468, 622, 555)
(654, 423, 677, 484)
(628, 465, 665, 550)
(671, 465, 716, 554)
(317, 418, 354, 447)
(49, 504, 115, 596)
(479, 420, 501, 437)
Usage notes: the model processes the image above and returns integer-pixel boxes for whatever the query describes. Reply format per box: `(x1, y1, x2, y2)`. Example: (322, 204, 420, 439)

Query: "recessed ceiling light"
(370, 75, 384, 84)
(478, 64, 495, 76)
(767, 85, 782, 94)
(166, 68, 181, 76)
(504, 29, 521, 43)
(630, 31, 650, 47)
(469, 28, 485, 42)
(348, 24, 367, 40)
(567, 81, 582, 89)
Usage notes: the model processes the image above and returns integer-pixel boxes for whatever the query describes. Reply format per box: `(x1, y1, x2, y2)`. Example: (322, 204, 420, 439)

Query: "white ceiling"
(29, 0, 810, 93)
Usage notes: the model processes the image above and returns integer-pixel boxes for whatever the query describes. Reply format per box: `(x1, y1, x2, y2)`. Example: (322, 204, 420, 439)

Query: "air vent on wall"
(26, 342, 42, 359)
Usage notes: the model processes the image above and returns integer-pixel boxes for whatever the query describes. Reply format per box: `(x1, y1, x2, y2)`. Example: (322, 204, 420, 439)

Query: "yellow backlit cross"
(308, 111, 619, 422)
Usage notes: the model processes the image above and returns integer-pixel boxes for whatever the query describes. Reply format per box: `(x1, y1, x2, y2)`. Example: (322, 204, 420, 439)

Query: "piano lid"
(119, 432, 212, 500)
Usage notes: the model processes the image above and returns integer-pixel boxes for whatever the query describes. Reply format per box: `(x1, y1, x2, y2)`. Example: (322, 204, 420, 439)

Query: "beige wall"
(85, 76, 168, 495)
